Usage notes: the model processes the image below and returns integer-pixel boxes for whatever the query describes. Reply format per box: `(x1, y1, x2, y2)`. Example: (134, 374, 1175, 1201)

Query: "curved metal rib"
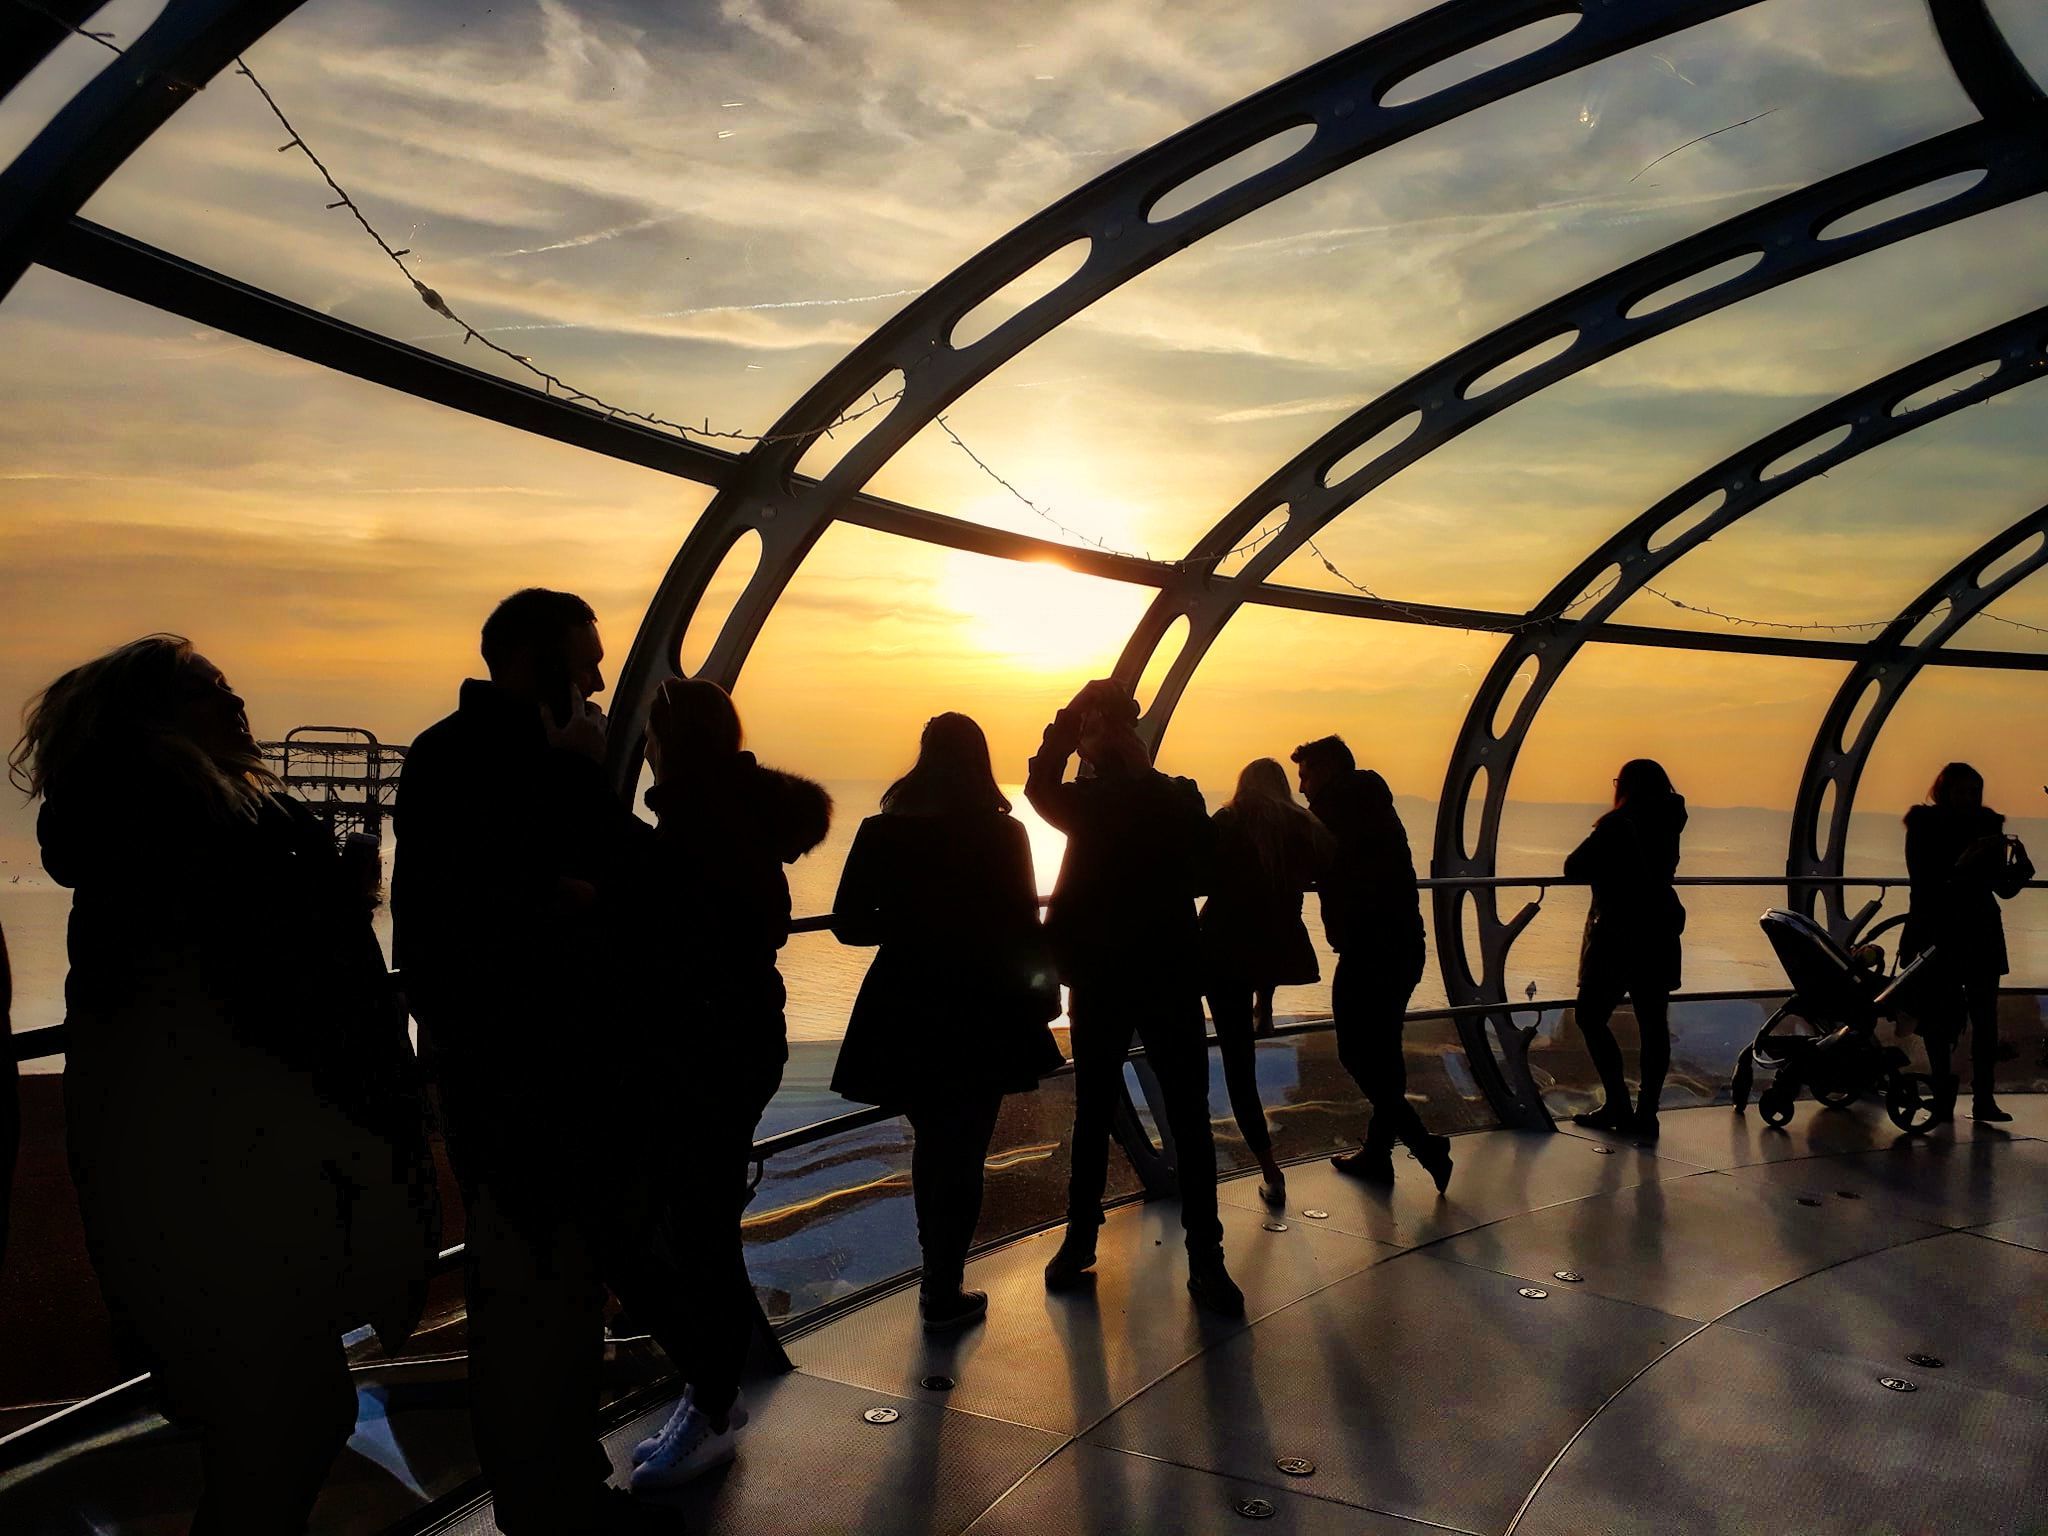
(0, 0, 113, 102)
(0, 0, 306, 299)
(1787, 502, 2048, 936)
(610, 0, 1772, 789)
(1930, 0, 2045, 123)
(1427, 307, 2048, 1124)
(1115, 115, 2048, 742)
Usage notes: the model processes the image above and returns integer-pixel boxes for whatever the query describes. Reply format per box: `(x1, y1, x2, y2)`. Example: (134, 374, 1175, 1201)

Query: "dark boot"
(1972, 1096, 2013, 1124)
(1413, 1134, 1454, 1195)
(1043, 1222, 1099, 1291)
(1186, 1250, 1245, 1317)
(920, 1288, 989, 1332)
(1331, 1145, 1394, 1183)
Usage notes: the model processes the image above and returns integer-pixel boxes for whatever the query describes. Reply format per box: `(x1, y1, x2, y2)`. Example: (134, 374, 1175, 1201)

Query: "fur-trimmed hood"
(644, 752, 831, 865)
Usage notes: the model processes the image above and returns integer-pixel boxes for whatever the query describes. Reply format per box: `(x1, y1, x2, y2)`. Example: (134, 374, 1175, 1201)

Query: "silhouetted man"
(1291, 735, 1452, 1193)
(394, 589, 683, 1535)
(1028, 679, 1243, 1315)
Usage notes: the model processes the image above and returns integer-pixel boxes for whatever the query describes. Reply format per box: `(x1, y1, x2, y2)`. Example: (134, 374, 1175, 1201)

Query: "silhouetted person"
(1028, 679, 1243, 1316)
(1202, 757, 1329, 1209)
(12, 635, 437, 1536)
(1564, 758, 1687, 1141)
(1292, 736, 1452, 1192)
(625, 677, 831, 1489)
(1904, 762, 2021, 1123)
(830, 713, 1063, 1331)
(394, 591, 685, 1536)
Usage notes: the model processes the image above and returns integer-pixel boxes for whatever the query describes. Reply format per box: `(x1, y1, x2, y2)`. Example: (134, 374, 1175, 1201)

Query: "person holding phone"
(1027, 679, 1243, 1317)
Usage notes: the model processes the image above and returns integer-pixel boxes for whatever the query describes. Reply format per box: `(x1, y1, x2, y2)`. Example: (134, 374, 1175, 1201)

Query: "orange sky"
(3, 0, 2046, 821)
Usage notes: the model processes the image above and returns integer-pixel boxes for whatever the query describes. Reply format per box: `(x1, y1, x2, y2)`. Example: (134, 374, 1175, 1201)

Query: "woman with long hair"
(1202, 757, 1330, 1206)
(830, 713, 1063, 1329)
(10, 636, 436, 1534)
(1563, 758, 1688, 1140)
(628, 677, 831, 1489)
(1903, 763, 2018, 1123)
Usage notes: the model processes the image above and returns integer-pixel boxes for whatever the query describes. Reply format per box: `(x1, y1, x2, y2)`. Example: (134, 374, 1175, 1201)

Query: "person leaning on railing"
(9, 635, 439, 1536)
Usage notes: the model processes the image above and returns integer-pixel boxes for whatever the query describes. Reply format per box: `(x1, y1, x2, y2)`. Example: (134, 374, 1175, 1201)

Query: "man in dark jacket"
(1027, 679, 1243, 1316)
(1292, 736, 1452, 1192)
(393, 589, 683, 1536)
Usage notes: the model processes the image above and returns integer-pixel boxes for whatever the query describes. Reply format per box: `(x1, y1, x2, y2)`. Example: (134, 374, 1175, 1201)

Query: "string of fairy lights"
(15, 1, 2048, 644)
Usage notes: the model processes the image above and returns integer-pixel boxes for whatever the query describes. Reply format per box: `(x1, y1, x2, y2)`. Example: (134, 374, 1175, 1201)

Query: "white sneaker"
(631, 1383, 694, 1465)
(629, 1395, 749, 1490)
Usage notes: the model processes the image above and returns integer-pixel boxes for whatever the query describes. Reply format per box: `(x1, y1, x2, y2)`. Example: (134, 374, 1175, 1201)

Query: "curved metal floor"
(433, 1100, 2048, 1536)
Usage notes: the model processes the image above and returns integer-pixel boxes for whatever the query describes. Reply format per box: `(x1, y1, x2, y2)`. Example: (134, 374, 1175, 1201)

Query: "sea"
(6, 782, 2046, 1138)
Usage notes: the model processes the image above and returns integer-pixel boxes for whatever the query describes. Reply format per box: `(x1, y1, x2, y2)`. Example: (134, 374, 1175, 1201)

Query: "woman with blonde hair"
(11, 635, 435, 1535)
(1202, 757, 1329, 1206)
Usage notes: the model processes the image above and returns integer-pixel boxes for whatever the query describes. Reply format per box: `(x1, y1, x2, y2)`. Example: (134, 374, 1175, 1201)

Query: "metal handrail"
(12, 870, 2044, 1065)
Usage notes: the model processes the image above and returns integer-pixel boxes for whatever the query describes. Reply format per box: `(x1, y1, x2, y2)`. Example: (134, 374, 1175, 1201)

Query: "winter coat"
(1201, 804, 1323, 988)
(394, 679, 649, 1048)
(1024, 723, 1211, 994)
(1306, 769, 1424, 988)
(1563, 792, 1688, 994)
(828, 809, 1064, 1108)
(1902, 803, 2010, 979)
(637, 752, 833, 1080)
(41, 775, 438, 1359)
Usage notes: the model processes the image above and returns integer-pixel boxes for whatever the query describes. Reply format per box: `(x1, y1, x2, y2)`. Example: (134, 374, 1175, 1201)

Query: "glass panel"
(1497, 648, 1853, 998)
(1986, 0, 2048, 91)
(0, 0, 171, 169)
(0, 270, 711, 1057)
(1267, 192, 2048, 614)
(1847, 666, 2048, 984)
(861, 0, 1973, 560)
(58, 0, 1406, 463)
(1605, 373, 2048, 638)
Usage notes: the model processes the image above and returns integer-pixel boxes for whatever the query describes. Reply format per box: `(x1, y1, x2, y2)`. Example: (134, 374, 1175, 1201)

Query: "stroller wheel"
(1885, 1073, 1941, 1136)
(1816, 1084, 1857, 1110)
(1759, 1092, 1795, 1128)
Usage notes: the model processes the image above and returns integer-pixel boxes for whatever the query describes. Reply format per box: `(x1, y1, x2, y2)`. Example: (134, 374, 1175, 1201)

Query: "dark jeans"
(651, 1049, 784, 1423)
(904, 1088, 1004, 1296)
(1207, 980, 1273, 1160)
(1065, 982, 1223, 1256)
(1923, 971, 2001, 1100)
(438, 1065, 731, 1530)
(1576, 979, 1671, 1116)
(1332, 955, 1431, 1152)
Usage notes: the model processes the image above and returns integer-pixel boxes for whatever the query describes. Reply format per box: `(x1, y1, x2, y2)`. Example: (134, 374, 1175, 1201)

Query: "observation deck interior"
(7, 1096, 2047, 1535)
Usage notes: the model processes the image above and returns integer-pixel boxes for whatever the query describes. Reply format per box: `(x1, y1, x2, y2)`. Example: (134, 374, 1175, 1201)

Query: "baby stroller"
(1731, 907, 1942, 1135)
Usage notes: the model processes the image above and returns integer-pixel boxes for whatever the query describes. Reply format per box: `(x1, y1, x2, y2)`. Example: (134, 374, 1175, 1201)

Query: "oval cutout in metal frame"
(1379, 12, 1581, 109)
(1147, 122, 1316, 225)
(676, 527, 766, 676)
(950, 238, 1092, 350)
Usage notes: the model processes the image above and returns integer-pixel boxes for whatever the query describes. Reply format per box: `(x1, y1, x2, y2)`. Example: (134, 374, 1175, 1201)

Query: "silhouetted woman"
(1564, 758, 1687, 1140)
(1202, 758, 1328, 1207)
(629, 677, 831, 1490)
(830, 713, 1063, 1330)
(1903, 763, 2019, 1123)
(11, 636, 436, 1535)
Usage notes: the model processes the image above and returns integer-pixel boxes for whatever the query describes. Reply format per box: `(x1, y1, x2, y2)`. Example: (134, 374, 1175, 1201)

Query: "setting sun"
(941, 548, 1150, 677)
